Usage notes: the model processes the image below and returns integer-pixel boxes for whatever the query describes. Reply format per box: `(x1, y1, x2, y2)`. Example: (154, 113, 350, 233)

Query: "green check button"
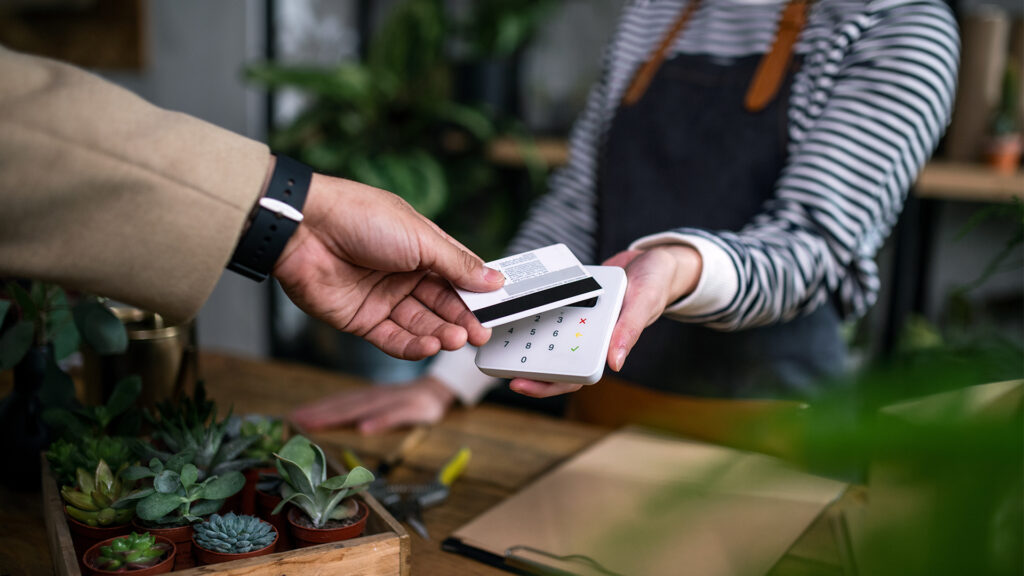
(570, 346, 580, 352)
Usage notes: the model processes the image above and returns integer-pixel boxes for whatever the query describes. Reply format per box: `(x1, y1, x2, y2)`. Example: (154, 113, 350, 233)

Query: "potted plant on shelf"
(272, 436, 375, 547)
(191, 512, 278, 564)
(60, 460, 136, 554)
(0, 282, 128, 490)
(985, 60, 1022, 174)
(82, 531, 175, 576)
(118, 454, 245, 569)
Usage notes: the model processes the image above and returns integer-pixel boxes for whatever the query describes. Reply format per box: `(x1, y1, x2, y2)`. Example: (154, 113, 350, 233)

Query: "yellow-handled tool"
(437, 446, 471, 487)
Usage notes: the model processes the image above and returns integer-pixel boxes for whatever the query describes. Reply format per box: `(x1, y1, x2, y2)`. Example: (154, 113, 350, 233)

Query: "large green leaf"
(180, 464, 198, 490)
(7, 282, 37, 319)
(73, 301, 127, 355)
(105, 376, 142, 422)
(271, 492, 314, 517)
(275, 436, 316, 485)
(153, 470, 181, 494)
(186, 498, 222, 519)
(320, 466, 375, 491)
(121, 466, 156, 482)
(276, 455, 315, 497)
(198, 471, 245, 500)
(113, 487, 154, 508)
(0, 320, 34, 370)
(137, 492, 184, 522)
(46, 289, 79, 361)
(430, 102, 495, 142)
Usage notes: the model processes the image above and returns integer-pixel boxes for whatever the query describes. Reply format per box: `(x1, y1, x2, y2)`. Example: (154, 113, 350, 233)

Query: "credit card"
(456, 244, 604, 328)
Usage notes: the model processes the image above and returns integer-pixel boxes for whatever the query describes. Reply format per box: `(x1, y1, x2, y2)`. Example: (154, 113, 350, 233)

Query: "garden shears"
(343, 443, 471, 541)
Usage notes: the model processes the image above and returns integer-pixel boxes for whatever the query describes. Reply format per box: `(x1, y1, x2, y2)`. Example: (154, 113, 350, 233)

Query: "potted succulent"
(118, 454, 245, 569)
(82, 531, 174, 576)
(271, 436, 375, 547)
(238, 415, 285, 515)
(61, 460, 136, 554)
(191, 512, 278, 564)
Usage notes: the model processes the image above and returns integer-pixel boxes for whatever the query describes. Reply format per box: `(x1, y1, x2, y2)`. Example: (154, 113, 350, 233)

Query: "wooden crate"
(41, 454, 411, 576)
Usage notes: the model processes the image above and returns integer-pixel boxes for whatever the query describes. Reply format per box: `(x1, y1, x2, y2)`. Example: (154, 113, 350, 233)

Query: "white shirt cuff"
(629, 232, 739, 318)
(426, 346, 499, 406)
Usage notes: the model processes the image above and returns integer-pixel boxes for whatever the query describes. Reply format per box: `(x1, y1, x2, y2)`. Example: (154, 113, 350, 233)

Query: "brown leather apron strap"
(744, 0, 808, 112)
(622, 0, 702, 107)
(622, 0, 808, 111)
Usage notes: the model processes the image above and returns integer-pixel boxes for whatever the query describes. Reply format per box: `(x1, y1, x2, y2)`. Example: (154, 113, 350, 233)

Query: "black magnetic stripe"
(473, 277, 602, 324)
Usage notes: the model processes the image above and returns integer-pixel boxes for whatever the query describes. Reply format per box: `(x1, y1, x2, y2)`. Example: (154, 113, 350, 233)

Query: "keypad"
(496, 306, 592, 367)
(475, 266, 627, 385)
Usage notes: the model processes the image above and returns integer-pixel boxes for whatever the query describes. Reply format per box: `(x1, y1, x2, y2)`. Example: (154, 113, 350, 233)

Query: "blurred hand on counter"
(274, 174, 501, 360)
(290, 376, 455, 434)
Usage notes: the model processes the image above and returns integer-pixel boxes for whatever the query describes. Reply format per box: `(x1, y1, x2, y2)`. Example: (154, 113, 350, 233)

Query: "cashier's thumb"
(421, 231, 504, 293)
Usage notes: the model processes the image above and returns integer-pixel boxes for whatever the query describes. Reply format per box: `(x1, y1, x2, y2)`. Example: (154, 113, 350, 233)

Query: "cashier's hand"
(509, 245, 701, 398)
(273, 173, 501, 360)
(290, 376, 455, 434)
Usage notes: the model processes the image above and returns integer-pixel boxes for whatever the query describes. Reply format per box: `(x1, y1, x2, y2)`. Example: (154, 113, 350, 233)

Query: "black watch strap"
(227, 155, 312, 282)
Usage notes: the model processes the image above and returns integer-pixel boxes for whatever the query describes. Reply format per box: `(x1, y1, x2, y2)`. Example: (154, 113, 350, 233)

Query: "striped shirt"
(433, 0, 960, 403)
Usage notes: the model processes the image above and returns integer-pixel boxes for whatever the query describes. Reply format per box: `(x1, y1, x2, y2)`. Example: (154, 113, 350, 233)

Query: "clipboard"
(443, 427, 847, 576)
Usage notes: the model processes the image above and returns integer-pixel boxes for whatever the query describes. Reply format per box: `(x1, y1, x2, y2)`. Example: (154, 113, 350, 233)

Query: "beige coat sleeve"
(0, 47, 270, 323)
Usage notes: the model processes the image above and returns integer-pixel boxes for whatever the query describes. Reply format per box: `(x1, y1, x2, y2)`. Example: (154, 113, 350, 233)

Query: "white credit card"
(456, 244, 604, 328)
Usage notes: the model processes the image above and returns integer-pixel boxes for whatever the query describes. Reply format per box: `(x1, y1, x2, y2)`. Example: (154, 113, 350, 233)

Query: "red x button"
(579, 318, 587, 325)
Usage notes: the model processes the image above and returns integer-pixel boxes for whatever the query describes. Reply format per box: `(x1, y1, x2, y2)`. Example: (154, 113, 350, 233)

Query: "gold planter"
(82, 305, 197, 408)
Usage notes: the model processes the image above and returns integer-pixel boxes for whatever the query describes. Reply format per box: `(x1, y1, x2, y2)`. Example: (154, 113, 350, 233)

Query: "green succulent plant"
(91, 532, 172, 572)
(118, 453, 245, 526)
(193, 512, 276, 554)
(48, 434, 135, 486)
(61, 459, 136, 527)
(138, 382, 261, 480)
(239, 415, 285, 465)
(271, 436, 374, 528)
(45, 375, 143, 440)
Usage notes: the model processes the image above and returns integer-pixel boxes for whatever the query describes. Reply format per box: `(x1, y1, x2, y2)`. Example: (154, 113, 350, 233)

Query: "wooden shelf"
(490, 138, 1023, 204)
(915, 160, 1022, 203)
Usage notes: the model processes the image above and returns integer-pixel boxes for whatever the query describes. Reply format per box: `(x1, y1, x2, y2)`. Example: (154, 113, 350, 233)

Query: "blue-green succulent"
(193, 513, 276, 554)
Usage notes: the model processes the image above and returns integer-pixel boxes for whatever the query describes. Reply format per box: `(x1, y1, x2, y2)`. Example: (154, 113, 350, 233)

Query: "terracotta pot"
(131, 518, 194, 570)
(287, 502, 368, 548)
(191, 525, 278, 565)
(241, 466, 277, 516)
(254, 486, 291, 551)
(81, 534, 175, 576)
(985, 134, 1023, 174)
(65, 511, 132, 562)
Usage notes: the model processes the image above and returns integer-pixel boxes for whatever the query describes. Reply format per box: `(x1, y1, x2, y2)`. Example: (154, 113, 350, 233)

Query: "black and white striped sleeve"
(502, 45, 618, 263)
(637, 0, 959, 330)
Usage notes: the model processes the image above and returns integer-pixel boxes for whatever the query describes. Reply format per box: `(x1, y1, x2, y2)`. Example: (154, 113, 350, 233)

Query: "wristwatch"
(227, 155, 312, 282)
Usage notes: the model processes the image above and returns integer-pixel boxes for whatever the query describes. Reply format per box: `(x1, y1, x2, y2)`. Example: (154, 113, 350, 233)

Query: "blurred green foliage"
(248, 0, 551, 260)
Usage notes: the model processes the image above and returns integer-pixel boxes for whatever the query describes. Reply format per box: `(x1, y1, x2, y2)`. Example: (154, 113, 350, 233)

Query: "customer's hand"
(508, 245, 701, 398)
(273, 174, 502, 360)
(290, 376, 456, 434)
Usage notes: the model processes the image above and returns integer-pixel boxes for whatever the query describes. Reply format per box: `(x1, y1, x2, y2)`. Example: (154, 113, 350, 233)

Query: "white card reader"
(475, 266, 627, 385)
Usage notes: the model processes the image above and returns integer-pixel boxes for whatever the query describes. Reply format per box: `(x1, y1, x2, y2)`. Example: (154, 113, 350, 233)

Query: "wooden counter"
(0, 352, 854, 575)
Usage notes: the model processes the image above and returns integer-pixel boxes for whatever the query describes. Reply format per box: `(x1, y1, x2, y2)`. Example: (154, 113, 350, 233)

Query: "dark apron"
(597, 53, 845, 400)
